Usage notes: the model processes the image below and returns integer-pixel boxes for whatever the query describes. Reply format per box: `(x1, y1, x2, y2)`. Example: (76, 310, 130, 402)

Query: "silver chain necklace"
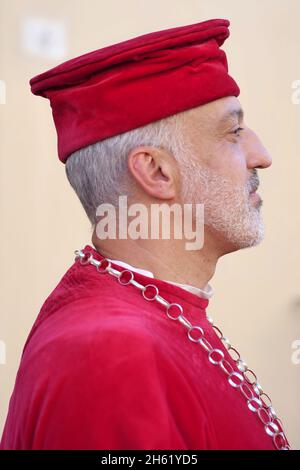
(74, 248, 290, 450)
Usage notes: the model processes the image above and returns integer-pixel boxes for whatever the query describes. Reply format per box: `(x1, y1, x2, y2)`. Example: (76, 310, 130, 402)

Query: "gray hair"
(65, 110, 193, 227)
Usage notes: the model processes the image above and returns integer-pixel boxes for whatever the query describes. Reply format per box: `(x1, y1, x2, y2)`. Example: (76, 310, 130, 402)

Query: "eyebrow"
(219, 108, 244, 126)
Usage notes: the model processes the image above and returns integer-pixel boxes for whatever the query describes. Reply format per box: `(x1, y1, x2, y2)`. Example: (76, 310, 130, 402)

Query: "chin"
(233, 227, 265, 251)
(218, 224, 265, 255)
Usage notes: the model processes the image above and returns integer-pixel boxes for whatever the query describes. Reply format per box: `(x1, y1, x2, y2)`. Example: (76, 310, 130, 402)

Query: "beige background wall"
(0, 0, 299, 449)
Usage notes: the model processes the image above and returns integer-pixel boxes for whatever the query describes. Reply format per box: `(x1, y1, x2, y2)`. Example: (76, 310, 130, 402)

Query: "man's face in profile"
(179, 96, 272, 253)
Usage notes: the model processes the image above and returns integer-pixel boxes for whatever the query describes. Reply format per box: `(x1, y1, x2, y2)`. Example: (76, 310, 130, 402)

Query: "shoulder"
(16, 300, 211, 449)
(23, 301, 172, 383)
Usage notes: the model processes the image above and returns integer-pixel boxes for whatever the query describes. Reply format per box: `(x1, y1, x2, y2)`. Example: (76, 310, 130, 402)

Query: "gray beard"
(181, 163, 264, 250)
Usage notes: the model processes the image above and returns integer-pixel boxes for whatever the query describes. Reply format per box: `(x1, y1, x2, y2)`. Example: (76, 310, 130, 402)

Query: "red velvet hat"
(30, 19, 240, 163)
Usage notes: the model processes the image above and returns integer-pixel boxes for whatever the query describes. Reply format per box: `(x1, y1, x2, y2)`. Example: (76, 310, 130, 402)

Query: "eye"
(233, 127, 244, 137)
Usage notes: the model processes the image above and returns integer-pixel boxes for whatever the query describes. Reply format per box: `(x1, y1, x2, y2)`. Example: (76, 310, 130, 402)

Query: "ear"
(127, 146, 178, 200)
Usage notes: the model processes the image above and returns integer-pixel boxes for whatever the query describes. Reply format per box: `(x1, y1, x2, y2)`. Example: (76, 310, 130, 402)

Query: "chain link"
(75, 249, 291, 450)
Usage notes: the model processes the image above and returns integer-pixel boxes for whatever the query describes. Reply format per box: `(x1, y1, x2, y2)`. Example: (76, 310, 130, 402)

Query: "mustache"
(248, 169, 260, 193)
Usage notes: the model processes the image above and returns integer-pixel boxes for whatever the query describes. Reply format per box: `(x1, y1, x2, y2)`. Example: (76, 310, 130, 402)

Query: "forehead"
(188, 96, 243, 127)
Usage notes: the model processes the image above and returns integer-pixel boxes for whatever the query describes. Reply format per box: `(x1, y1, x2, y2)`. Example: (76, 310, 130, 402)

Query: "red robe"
(0, 245, 279, 450)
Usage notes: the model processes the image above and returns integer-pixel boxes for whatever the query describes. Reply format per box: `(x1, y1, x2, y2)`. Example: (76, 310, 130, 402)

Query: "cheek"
(208, 143, 247, 185)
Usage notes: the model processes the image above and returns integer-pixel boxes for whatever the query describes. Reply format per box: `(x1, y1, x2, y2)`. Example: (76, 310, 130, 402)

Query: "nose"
(244, 128, 272, 170)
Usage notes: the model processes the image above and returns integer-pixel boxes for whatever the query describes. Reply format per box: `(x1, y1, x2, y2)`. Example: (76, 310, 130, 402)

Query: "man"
(0, 19, 290, 450)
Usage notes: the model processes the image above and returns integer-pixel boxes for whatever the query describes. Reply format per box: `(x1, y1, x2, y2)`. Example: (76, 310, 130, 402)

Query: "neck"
(92, 232, 221, 290)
